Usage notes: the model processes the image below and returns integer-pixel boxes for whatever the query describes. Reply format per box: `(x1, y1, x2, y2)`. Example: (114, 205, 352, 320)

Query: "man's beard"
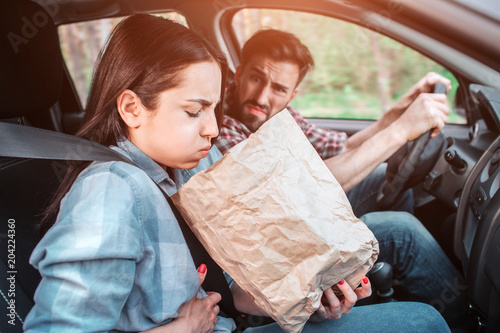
(231, 90, 271, 132)
(238, 101, 270, 132)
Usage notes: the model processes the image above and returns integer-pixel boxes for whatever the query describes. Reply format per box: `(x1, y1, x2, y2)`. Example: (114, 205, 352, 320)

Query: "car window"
(232, 9, 465, 124)
(58, 13, 188, 108)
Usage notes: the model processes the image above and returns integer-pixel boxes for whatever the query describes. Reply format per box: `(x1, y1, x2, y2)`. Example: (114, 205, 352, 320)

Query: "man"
(216, 29, 474, 330)
(216, 29, 451, 217)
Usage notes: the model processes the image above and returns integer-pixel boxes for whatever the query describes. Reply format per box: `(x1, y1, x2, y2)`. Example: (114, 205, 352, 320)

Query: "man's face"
(233, 55, 300, 132)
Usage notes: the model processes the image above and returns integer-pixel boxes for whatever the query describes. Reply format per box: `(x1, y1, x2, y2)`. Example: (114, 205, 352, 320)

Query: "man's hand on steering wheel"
(377, 82, 449, 209)
(393, 88, 450, 141)
(384, 72, 452, 125)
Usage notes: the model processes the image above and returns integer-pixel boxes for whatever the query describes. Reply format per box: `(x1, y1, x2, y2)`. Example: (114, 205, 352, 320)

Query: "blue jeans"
(244, 302, 450, 332)
(346, 163, 414, 217)
(360, 212, 472, 329)
(346, 164, 471, 327)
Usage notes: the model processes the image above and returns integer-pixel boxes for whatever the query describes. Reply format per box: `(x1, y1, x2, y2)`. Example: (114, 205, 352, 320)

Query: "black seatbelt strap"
(0, 122, 132, 163)
(0, 122, 241, 321)
(163, 193, 239, 320)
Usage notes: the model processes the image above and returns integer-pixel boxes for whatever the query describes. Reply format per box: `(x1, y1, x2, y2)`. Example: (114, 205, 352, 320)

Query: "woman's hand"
(142, 264, 221, 333)
(309, 276, 372, 322)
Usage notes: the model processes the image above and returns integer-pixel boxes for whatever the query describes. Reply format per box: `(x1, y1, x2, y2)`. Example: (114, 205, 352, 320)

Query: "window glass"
(58, 13, 188, 107)
(232, 9, 464, 124)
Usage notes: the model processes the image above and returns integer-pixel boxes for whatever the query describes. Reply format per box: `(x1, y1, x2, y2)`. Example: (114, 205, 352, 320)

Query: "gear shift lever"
(369, 262, 395, 302)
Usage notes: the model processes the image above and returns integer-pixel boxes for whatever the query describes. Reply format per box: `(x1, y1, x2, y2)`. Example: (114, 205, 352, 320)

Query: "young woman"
(23, 14, 450, 333)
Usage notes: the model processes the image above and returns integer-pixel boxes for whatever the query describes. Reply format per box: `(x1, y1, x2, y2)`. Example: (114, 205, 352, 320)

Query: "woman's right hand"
(309, 276, 372, 323)
(178, 264, 221, 332)
(142, 264, 221, 333)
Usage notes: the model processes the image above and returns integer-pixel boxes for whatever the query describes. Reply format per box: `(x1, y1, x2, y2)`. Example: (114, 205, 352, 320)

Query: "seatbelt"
(0, 122, 132, 163)
(0, 122, 241, 321)
(164, 193, 240, 320)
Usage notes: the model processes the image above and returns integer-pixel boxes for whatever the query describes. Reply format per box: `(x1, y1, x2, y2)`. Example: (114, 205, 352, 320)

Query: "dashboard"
(425, 84, 500, 326)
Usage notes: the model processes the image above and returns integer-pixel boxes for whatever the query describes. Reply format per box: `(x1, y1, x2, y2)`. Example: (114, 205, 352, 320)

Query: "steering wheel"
(376, 82, 448, 209)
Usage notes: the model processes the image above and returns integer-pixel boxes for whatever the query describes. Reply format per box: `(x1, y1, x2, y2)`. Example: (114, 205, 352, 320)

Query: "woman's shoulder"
(76, 160, 158, 194)
(58, 161, 163, 228)
(32, 161, 159, 268)
(80, 159, 148, 179)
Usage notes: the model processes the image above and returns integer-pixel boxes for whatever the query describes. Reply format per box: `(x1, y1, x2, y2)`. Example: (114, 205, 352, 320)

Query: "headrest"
(0, 0, 63, 119)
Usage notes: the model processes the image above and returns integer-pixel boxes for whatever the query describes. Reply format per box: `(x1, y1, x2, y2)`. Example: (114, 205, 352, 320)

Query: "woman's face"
(130, 61, 222, 170)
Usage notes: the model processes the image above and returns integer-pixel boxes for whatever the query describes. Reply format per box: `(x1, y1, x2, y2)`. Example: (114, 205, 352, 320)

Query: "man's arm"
(325, 121, 407, 191)
(341, 72, 451, 153)
(327, 92, 449, 191)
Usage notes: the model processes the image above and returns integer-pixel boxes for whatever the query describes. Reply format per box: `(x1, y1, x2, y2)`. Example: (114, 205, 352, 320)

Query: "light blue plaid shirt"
(24, 139, 236, 332)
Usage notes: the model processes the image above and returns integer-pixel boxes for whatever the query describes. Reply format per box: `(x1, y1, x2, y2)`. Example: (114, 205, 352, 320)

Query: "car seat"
(0, 0, 66, 330)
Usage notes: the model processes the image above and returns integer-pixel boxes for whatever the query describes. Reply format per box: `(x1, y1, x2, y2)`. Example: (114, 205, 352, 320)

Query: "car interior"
(1, 0, 499, 332)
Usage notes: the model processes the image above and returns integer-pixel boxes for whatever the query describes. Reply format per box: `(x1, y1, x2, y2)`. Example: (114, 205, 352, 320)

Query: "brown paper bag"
(172, 110, 379, 333)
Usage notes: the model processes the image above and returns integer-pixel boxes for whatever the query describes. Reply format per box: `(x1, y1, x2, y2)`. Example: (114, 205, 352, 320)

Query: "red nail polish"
(363, 277, 369, 284)
(338, 279, 345, 285)
(198, 264, 207, 274)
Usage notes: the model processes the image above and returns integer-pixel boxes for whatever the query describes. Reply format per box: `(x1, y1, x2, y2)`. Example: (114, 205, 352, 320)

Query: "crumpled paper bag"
(172, 110, 379, 333)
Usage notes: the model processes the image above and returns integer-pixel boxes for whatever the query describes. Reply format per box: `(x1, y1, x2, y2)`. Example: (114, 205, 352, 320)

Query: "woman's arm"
(23, 170, 143, 332)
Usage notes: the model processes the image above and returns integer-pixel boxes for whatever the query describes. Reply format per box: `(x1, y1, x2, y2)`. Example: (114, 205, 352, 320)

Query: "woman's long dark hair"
(41, 14, 228, 235)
